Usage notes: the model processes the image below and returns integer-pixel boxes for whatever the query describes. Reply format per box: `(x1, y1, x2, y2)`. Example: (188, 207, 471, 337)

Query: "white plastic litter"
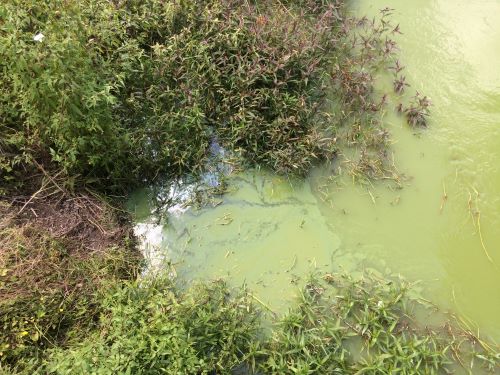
(33, 33, 45, 42)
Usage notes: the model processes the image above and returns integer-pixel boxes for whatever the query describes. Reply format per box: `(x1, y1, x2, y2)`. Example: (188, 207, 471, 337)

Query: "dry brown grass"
(0, 183, 140, 367)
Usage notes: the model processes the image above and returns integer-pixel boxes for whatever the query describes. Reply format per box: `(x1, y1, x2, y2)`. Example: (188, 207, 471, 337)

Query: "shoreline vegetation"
(0, 0, 497, 373)
(0, 0, 428, 194)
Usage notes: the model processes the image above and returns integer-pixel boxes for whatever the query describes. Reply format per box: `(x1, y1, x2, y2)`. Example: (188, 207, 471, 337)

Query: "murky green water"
(130, 0, 500, 340)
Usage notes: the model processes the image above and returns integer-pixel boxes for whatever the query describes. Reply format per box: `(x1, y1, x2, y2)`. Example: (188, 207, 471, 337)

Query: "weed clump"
(259, 274, 499, 374)
(405, 93, 432, 127)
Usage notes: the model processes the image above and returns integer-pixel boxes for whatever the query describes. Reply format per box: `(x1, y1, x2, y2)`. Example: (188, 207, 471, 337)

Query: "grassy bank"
(4, 272, 498, 374)
(0, 192, 141, 370)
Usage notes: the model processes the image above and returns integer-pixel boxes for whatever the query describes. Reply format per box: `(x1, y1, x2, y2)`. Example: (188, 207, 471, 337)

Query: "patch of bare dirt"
(3, 186, 129, 254)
